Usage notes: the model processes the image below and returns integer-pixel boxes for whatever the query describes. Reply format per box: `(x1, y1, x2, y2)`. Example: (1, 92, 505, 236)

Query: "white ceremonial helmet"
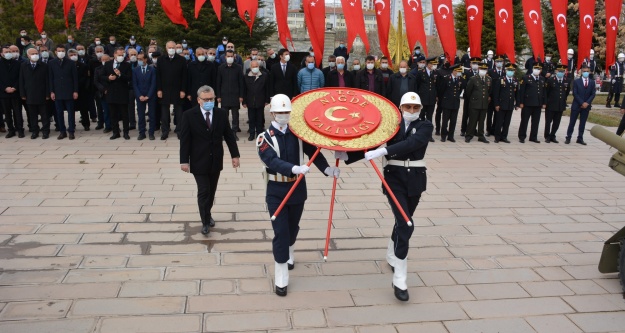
(567, 48, 574, 55)
(618, 53, 625, 59)
(270, 94, 292, 112)
(400, 92, 422, 108)
(590, 49, 595, 55)
(467, 47, 470, 52)
(487, 50, 494, 56)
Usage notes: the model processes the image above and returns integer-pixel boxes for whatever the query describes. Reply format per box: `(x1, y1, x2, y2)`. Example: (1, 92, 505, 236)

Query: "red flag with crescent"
(340, 0, 370, 54)
(465, 0, 483, 60)
(374, 0, 391, 61)
(577, 0, 595, 70)
(160, 0, 188, 28)
(432, 0, 457, 64)
(551, 0, 568, 66)
(494, 0, 515, 63)
(274, 0, 293, 49)
(521, 0, 544, 60)
(402, 0, 428, 56)
(236, 0, 258, 35)
(303, 0, 325, 67)
(605, 0, 622, 74)
(33, 0, 47, 33)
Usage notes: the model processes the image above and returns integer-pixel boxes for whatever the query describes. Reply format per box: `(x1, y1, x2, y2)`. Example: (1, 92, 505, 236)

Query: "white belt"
(268, 174, 297, 182)
(386, 160, 426, 167)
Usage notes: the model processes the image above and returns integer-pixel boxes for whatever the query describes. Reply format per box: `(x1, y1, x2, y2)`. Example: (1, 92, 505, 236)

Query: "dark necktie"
(282, 64, 286, 74)
(142, 67, 146, 74)
(584, 79, 588, 88)
(32, 63, 36, 69)
(205, 112, 211, 128)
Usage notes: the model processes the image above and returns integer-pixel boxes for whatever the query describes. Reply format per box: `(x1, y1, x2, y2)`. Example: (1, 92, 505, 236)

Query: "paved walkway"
(0, 108, 624, 333)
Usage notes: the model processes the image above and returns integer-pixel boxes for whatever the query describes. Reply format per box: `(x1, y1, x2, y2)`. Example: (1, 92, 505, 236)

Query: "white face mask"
(130, 40, 136, 45)
(431, 65, 438, 70)
(96, 52, 103, 59)
(41, 51, 49, 58)
(283, 55, 290, 62)
(175, 49, 183, 54)
(309, 52, 314, 57)
(56, 52, 66, 59)
(13, 52, 19, 59)
(418, 63, 425, 69)
(495, 62, 503, 68)
(353, 65, 361, 70)
(366, 63, 374, 70)
(69, 55, 78, 61)
(478, 69, 487, 77)
(533, 69, 541, 76)
(545, 57, 551, 62)
(226, 57, 234, 64)
(399, 68, 407, 74)
(207, 55, 215, 62)
(274, 114, 290, 125)
(78, 50, 85, 56)
(95, 40, 100, 45)
(197, 55, 206, 62)
(116, 56, 125, 63)
(30, 54, 39, 62)
(3, 53, 13, 60)
(589, 55, 594, 59)
(403, 111, 420, 122)
(329, 61, 335, 67)
(381, 63, 389, 69)
(270, 53, 276, 59)
(110, 40, 116, 45)
(251, 55, 257, 60)
(487, 54, 493, 59)
(130, 56, 137, 62)
(471, 64, 478, 70)
(152, 58, 158, 65)
(167, 48, 176, 56)
(41, 35, 47, 39)
(251, 67, 260, 74)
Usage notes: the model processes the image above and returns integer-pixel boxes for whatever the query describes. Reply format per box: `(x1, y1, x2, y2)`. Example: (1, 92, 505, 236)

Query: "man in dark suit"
(486, 55, 505, 136)
(187, 48, 216, 107)
(517, 63, 546, 143)
(0, 45, 24, 138)
(48, 45, 78, 140)
(157, 41, 188, 140)
(20, 48, 50, 139)
(325, 56, 354, 88)
(354, 55, 385, 96)
(437, 65, 465, 142)
(179, 85, 240, 235)
(216, 49, 245, 139)
(460, 57, 481, 137)
(492, 63, 518, 143)
(242, 60, 270, 141)
(269, 49, 299, 99)
(387, 60, 417, 107)
(132, 53, 157, 140)
(101, 47, 132, 140)
(68, 49, 91, 132)
(544, 65, 569, 143)
(566, 65, 596, 145)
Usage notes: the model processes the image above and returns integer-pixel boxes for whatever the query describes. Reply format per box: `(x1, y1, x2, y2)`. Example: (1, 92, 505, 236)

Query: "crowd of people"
(1, 29, 624, 144)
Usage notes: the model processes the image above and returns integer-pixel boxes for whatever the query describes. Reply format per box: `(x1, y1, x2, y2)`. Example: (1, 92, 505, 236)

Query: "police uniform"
(517, 64, 546, 143)
(486, 55, 505, 136)
(492, 63, 518, 143)
(408, 49, 426, 69)
(464, 63, 492, 142)
(416, 57, 438, 140)
(541, 53, 556, 78)
(460, 57, 481, 136)
(437, 65, 465, 142)
(544, 65, 569, 143)
(608, 59, 625, 108)
(434, 59, 453, 136)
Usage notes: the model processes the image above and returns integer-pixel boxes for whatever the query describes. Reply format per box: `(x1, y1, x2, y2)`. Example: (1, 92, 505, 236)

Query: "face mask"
(95, 40, 100, 45)
(182, 43, 187, 48)
(582, 72, 590, 78)
(41, 51, 49, 58)
(506, 70, 514, 77)
(307, 63, 315, 70)
(21, 41, 26, 46)
(222, 41, 227, 45)
(78, 50, 85, 56)
(226, 57, 234, 64)
(309, 52, 314, 57)
(495, 62, 503, 68)
(30, 54, 39, 62)
(251, 67, 260, 74)
(130, 56, 137, 62)
(21, 32, 27, 37)
(251, 55, 257, 60)
(418, 63, 425, 69)
(70, 55, 78, 61)
(130, 40, 136, 45)
(381, 63, 389, 69)
(620, 58, 625, 62)
(329, 61, 336, 67)
(41, 35, 47, 39)
(533, 69, 541, 76)
(270, 53, 276, 59)
(68, 39, 73, 43)
(399, 68, 407, 74)
(353, 65, 360, 70)
(184, 55, 190, 60)
(556, 71, 565, 79)
(152, 58, 158, 65)
(202, 101, 214, 111)
(337, 64, 345, 70)
(3, 53, 13, 60)
(275, 114, 290, 125)
(259, 61, 264, 67)
(197, 55, 206, 62)
(415, 50, 421, 55)
(568, 55, 573, 60)
(283, 55, 290, 62)
(137, 60, 144, 67)
(167, 48, 176, 56)
(116, 56, 124, 63)
(403, 111, 420, 122)
(110, 40, 116, 45)
(13, 52, 19, 59)
(487, 55, 493, 59)
(96, 52, 103, 59)
(471, 64, 478, 70)
(479, 69, 487, 77)
(366, 63, 374, 70)
(207, 55, 215, 62)
(545, 57, 551, 62)
(589, 55, 594, 60)
(57, 52, 65, 59)
(176, 49, 183, 54)
(431, 65, 438, 70)
(340, 44, 345, 48)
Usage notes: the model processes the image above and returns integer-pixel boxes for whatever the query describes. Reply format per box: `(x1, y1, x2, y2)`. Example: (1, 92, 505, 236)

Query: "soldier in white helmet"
(484, 50, 495, 70)
(582, 49, 599, 75)
(607, 53, 625, 108)
(257, 94, 338, 297)
(340, 91, 434, 301)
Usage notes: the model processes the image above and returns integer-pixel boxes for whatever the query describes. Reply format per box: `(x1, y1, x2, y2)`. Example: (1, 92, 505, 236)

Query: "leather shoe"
(208, 217, 215, 227)
(161, 134, 168, 140)
(529, 139, 540, 143)
(440, 137, 446, 142)
(494, 138, 499, 143)
(95, 125, 104, 130)
(42, 133, 49, 139)
(393, 284, 409, 301)
(448, 138, 455, 142)
(460, 132, 465, 137)
(606, 103, 612, 108)
(288, 263, 294, 270)
(429, 137, 435, 142)
(18, 131, 25, 138)
(502, 139, 511, 143)
(275, 286, 287, 296)
(57, 132, 67, 140)
(465, 137, 471, 143)
(5, 131, 15, 138)
(248, 134, 255, 141)
(551, 139, 559, 143)
(485, 132, 491, 137)
(565, 138, 571, 144)
(149, 134, 155, 140)
(201, 224, 210, 235)
(138, 134, 146, 140)
(234, 133, 240, 141)
(123, 133, 130, 140)
(616, 104, 622, 108)
(103, 128, 112, 133)
(478, 137, 489, 143)
(577, 140, 587, 145)
(519, 139, 525, 143)
(435, 130, 440, 136)
(110, 133, 120, 140)
(545, 138, 551, 143)
(68, 133, 75, 140)
(31, 133, 39, 139)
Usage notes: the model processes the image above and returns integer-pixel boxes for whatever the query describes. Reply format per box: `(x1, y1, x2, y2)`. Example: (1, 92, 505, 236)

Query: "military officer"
(607, 53, 625, 108)
(486, 55, 505, 136)
(460, 57, 481, 137)
(517, 63, 546, 143)
(257, 94, 338, 297)
(544, 64, 569, 143)
(541, 52, 555, 78)
(492, 63, 518, 143)
(343, 92, 433, 302)
(415, 56, 438, 142)
(582, 49, 599, 76)
(437, 64, 465, 142)
(464, 63, 492, 143)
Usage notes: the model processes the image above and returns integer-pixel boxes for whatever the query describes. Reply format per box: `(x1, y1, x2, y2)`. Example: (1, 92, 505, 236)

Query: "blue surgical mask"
(506, 70, 514, 77)
(307, 63, 314, 70)
(415, 50, 421, 55)
(137, 60, 144, 67)
(337, 64, 344, 70)
(556, 71, 565, 79)
(203, 101, 214, 111)
(339, 44, 345, 48)
(582, 72, 590, 78)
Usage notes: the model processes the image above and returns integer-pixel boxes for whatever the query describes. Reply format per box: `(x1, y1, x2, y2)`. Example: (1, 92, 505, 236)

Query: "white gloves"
(334, 151, 348, 161)
(324, 166, 341, 178)
(365, 148, 387, 161)
(291, 165, 310, 175)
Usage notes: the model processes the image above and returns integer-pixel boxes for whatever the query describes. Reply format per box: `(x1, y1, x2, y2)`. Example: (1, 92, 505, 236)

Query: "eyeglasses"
(198, 97, 215, 103)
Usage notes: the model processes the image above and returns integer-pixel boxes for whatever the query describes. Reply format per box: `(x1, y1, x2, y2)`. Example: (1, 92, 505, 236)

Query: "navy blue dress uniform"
(544, 65, 569, 143)
(434, 60, 453, 136)
(257, 94, 334, 297)
(566, 67, 596, 145)
(607, 55, 625, 108)
(437, 65, 465, 142)
(517, 63, 546, 143)
(486, 55, 506, 136)
(460, 57, 481, 136)
(464, 63, 492, 143)
(344, 92, 433, 302)
(492, 63, 519, 143)
(541, 53, 556, 78)
(415, 56, 439, 140)
(407, 47, 426, 69)
(19, 58, 50, 139)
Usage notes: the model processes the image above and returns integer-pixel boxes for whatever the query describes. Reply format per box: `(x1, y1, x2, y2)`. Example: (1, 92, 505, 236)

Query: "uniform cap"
(504, 63, 517, 70)
(270, 94, 292, 112)
(556, 64, 567, 71)
(426, 56, 438, 64)
(470, 56, 482, 63)
(494, 54, 504, 61)
(478, 63, 488, 70)
(487, 50, 494, 55)
(400, 92, 422, 107)
(618, 53, 625, 59)
(130, 35, 136, 40)
(222, 36, 228, 41)
(533, 63, 543, 69)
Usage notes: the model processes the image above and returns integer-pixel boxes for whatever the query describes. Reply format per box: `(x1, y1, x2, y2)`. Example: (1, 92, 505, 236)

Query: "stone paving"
(0, 108, 624, 333)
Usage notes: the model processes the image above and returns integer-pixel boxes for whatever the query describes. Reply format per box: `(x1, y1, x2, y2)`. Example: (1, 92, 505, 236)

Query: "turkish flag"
(117, 0, 131, 14)
(236, 0, 258, 36)
(33, 0, 47, 33)
(402, 0, 428, 56)
(160, 0, 188, 28)
(550, 0, 568, 66)
(196, 0, 221, 21)
(605, 0, 622, 74)
(577, 0, 595, 70)
(340, 0, 370, 54)
(374, 0, 391, 61)
(431, 0, 457, 65)
(117, 0, 146, 27)
(303, 0, 325, 67)
(465, 0, 483, 60)
(274, 0, 294, 49)
(494, 0, 515, 63)
(73, 0, 88, 29)
(522, 0, 544, 60)
(194, 0, 206, 19)
(63, 0, 72, 27)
